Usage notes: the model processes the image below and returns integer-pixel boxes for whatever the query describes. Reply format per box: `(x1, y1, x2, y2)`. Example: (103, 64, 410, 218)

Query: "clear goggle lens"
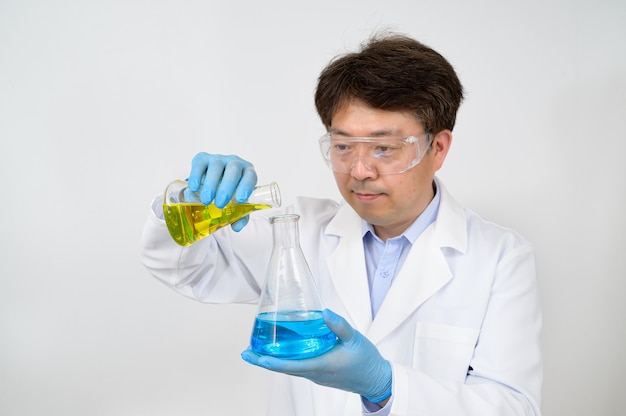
(319, 133, 432, 175)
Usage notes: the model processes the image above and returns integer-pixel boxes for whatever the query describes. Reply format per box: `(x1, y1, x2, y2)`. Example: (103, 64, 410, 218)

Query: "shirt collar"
(361, 180, 441, 244)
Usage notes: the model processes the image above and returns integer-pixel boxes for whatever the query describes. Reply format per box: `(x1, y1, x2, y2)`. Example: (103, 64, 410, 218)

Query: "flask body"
(250, 214, 338, 359)
(162, 180, 281, 246)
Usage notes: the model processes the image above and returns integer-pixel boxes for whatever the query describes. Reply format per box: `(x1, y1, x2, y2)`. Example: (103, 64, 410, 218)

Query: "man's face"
(329, 100, 446, 240)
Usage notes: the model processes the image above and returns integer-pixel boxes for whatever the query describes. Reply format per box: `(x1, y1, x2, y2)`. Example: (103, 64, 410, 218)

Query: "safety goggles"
(318, 132, 433, 175)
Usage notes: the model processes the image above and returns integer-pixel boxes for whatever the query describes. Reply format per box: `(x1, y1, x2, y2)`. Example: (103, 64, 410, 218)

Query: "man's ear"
(431, 129, 452, 170)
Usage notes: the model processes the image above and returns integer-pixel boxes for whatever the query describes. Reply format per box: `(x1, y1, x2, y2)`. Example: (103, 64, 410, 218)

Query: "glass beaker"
(249, 214, 338, 359)
(163, 180, 281, 246)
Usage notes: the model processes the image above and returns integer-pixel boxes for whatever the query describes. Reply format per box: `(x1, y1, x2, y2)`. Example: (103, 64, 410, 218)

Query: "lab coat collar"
(325, 177, 468, 342)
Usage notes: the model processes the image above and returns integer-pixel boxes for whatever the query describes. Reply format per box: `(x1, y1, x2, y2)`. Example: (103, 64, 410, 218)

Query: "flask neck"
(248, 182, 281, 208)
(270, 214, 301, 249)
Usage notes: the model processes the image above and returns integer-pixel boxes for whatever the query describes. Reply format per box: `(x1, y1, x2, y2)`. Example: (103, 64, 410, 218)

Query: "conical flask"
(163, 180, 281, 246)
(250, 214, 338, 359)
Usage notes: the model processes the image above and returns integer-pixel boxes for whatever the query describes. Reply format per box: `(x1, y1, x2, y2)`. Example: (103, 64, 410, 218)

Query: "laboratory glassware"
(249, 214, 338, 359)
(163, 180, 281, 246)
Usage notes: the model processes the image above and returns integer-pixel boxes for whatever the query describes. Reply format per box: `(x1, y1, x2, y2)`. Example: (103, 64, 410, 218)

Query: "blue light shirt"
(361, 182, 440, 414)
(363, 182, 441, 318)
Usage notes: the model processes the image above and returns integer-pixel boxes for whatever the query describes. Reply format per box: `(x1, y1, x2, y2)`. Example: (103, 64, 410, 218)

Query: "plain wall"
(1, 0, 624, 415)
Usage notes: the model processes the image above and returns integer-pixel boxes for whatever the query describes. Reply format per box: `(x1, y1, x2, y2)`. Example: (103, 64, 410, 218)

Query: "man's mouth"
(352, 188, 383, 201)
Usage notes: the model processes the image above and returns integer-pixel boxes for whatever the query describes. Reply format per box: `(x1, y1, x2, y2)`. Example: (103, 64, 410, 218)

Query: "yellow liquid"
(163, 202, 271, 246)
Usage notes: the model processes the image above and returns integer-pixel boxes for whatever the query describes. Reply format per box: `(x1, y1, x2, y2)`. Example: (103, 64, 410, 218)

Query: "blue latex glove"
(241, 309, 392, 403)
(188, 153, 257, 232)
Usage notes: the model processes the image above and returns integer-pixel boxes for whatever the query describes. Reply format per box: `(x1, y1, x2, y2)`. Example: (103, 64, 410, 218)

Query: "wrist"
(364, 385, 392, 404)
(377, 396, 391, 407)
(363, 361, 392, 403)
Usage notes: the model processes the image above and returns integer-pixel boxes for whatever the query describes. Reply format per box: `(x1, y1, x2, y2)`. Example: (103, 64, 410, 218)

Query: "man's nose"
(350, 157, 378, 179)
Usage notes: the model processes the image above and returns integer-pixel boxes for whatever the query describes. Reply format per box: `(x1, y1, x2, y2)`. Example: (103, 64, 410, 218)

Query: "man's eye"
(375, 144, 397, 154)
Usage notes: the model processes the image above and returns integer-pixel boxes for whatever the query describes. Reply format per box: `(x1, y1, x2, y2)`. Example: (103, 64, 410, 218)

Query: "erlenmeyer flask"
(250, 214, 338, 359)
(163, 180, 281, 246)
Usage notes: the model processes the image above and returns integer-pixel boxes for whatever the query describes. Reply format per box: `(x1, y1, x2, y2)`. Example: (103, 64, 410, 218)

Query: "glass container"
(163, 180, 281, 246)
(249, 214, 338, 359)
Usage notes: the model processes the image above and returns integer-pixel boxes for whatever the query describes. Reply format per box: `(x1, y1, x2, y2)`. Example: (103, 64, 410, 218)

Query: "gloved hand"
(241, 309, 392, 403)
(187, 153, 257, 231)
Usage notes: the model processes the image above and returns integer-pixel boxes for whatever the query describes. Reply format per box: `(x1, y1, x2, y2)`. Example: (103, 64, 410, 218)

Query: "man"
(140, 33, 542, 415)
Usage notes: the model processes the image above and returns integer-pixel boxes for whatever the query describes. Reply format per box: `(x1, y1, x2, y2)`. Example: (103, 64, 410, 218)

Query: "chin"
(351, 207, 386, 226)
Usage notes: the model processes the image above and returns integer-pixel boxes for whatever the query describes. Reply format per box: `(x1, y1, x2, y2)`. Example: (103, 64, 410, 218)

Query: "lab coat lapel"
(326, 203, 372, 334)
(324, 180, 468, 340)
(366, 180, 468, 344)
(366, 226, 451, 344)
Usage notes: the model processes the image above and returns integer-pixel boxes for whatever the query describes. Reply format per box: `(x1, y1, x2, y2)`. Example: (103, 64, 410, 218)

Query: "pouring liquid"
(163, 202, 271, 246)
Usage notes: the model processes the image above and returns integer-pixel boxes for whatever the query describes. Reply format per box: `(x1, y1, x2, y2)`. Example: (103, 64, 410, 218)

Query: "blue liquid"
(250, 310, 338, 359)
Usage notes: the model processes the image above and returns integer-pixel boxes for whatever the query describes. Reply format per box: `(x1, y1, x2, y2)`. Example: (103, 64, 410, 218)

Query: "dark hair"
(315, 33, 464, 135)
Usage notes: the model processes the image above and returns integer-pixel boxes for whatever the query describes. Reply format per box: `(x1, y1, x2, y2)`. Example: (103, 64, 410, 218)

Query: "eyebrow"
(328, 128, 402, 138)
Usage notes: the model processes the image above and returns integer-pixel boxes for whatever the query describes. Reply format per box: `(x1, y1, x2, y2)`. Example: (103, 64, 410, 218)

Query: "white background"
(1, 1, 625, 415)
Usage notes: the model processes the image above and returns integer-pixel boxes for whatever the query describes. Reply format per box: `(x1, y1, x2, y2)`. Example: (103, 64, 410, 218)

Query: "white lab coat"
(140, 179, 542, 416)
